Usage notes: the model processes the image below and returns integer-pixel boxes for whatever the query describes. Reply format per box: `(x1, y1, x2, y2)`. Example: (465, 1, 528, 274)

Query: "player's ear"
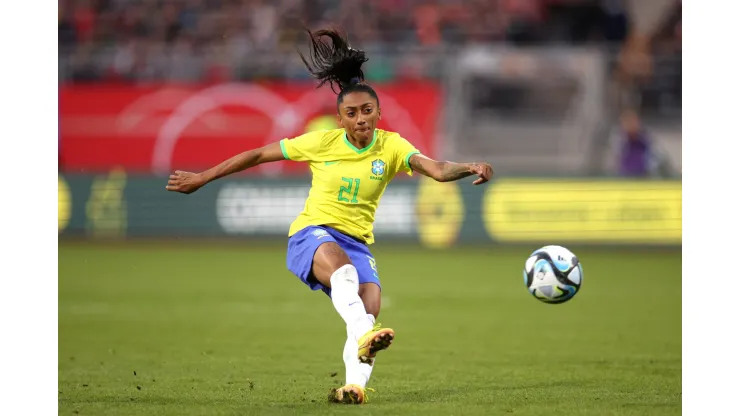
(336, 113, 342, 126)
(378, 109, 382, 120)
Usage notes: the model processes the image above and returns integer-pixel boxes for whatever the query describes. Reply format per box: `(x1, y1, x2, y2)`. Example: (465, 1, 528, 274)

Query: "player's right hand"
(166, 170, 205, 194)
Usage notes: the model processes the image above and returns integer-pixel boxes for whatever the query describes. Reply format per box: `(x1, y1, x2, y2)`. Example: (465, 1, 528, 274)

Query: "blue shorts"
(286, 225, 380, 297)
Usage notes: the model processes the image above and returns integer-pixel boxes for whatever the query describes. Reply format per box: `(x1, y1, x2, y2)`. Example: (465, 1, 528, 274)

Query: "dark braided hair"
(298, 29, 380, 110)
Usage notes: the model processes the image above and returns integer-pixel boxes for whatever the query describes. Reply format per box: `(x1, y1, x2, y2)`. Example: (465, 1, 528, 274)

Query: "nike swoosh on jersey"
(324, 161, 341, 166)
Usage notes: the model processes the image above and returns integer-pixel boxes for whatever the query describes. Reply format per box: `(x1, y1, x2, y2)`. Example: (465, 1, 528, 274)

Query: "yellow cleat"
(328, 384, 374, 404)
(357, 323, 394, 364)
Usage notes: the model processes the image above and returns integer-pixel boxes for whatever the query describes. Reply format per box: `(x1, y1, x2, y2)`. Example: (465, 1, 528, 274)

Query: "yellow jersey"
(280, 128, 420, 244)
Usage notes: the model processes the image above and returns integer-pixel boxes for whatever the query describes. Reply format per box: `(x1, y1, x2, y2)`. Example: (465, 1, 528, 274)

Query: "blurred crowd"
(58, 0, 679, 83)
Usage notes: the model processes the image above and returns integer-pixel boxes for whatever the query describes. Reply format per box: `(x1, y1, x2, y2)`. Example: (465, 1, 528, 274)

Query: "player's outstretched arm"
(165, 142, 285, 194)
(408, 153, 493, 185)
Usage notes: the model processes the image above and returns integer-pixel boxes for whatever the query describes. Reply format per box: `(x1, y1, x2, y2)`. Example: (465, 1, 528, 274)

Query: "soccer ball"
(523, 245, 583, 304)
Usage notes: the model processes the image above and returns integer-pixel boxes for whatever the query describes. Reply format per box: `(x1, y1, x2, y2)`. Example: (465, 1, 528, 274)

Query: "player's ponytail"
(299, 29, 368, 94)
(298, 28, 379, 109)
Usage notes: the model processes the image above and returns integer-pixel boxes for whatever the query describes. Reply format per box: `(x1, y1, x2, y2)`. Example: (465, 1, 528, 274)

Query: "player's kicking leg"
(328, 282, 390, 404)
(286, 227, 393, 403)
(312, 242, 394, 362)
(311, 241, 393, 404)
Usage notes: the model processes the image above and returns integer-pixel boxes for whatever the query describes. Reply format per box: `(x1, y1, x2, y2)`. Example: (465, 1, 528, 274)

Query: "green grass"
(59, 242, 681, 415)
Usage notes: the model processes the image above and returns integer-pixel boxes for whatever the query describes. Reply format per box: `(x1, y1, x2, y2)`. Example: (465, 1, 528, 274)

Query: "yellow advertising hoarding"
(415, 177, 465, 248)
(58, 175, 72, 233)
(482, 179, 682, 244)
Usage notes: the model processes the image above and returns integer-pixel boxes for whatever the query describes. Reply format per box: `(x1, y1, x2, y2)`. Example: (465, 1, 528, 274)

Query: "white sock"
(330, 265, 374, 340)
(343, 315, 376, 387)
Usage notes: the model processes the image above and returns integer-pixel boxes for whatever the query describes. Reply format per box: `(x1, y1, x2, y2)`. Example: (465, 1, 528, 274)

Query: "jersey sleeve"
(391, 135, 421, 176)
(279, 131, 325, 162)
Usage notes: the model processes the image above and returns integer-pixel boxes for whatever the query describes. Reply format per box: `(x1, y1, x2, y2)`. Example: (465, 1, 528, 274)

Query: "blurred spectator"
(251, 0, 278, 48)
(57, 0, 671, 84)
(73, 0, 97, 43)
(167, 35, 204, 82)
(59, 2, 78, 47)
(70, 43, 100, 82)
(502, 0, 545, 45)
(609, 109, 672, 178)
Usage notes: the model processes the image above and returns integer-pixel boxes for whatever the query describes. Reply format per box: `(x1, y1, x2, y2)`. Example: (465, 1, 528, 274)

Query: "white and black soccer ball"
(523, 245, 583, 304)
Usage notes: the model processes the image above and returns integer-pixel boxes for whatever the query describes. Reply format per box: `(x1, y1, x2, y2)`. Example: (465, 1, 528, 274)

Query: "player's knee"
(330, 264, 359, 289)
(316, 242, 352, 268)
(313, 242, 353, 286)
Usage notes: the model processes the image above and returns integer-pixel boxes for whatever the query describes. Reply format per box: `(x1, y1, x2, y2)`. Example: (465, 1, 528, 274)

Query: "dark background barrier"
(60, 173, 681, 247)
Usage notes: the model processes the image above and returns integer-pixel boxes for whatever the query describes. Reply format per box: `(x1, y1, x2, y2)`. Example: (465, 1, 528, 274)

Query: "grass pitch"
(59, 242, 681, 415)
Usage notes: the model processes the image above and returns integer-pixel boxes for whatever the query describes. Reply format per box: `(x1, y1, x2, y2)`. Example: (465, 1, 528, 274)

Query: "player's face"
(337, 92, 381, 142)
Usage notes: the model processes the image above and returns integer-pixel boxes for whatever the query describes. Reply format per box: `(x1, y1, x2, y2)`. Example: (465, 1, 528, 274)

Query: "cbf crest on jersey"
(371, 159, 386, 180)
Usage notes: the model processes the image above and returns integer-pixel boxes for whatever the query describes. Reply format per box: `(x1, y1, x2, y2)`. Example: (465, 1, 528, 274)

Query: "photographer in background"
(606, 109, 673, 178)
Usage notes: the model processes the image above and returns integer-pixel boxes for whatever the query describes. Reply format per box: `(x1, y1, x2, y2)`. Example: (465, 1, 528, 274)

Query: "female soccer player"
(166, 29, 493, 404)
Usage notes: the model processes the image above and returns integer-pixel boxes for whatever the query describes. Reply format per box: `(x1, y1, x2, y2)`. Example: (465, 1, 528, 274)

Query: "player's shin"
(330, 265, 374, 340)
(342, 317, 376, 387)
(343, 329, 369, 387)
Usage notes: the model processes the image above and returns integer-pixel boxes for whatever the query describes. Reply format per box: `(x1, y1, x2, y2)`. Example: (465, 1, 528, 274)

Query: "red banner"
(60, 82, 441, 175)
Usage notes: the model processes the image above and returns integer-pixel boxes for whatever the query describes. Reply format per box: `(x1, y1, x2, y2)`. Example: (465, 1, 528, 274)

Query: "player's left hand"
(470, 163, 493, 185)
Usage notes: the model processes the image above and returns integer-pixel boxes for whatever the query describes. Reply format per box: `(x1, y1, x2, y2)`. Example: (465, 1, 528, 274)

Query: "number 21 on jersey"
(338, 177, 361, 204)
